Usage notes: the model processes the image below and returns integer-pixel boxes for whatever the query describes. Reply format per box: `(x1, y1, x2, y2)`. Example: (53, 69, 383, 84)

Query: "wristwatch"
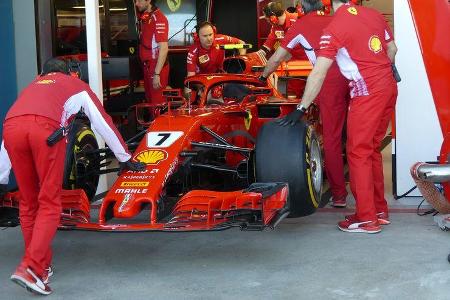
(296, 103, 307, 112)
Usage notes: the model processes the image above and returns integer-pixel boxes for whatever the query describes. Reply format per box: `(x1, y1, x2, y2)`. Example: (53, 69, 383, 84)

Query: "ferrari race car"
(0, 58, 322, 232)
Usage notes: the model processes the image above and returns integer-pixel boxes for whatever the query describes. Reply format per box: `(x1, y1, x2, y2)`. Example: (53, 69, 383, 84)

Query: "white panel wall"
(13, 0, 38, 93)
(394, 0, 443, 196)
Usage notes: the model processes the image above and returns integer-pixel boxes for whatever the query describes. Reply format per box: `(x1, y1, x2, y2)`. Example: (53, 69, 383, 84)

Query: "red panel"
(408, 0, 450, 135)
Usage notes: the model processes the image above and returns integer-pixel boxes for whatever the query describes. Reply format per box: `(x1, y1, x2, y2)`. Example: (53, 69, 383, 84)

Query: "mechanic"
(185, 21, 246, 97)
(136, 0, 169, 104)
(277, 0, 398, 233)
(1, 58, 146, 295)
(260, 0, 350, 208)
(186, 21, 246, 77)
(258, 1, 307, 98)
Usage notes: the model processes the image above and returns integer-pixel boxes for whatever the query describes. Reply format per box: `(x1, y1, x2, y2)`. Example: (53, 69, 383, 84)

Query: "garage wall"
(0, 0, 17, 137)
(13, 0, 38, 93)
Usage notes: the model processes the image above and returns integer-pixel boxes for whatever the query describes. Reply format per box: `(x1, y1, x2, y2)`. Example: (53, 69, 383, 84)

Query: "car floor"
(1, 143, 450, 300)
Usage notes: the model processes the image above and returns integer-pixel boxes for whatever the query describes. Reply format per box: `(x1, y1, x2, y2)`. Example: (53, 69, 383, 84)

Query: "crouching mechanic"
(260, 0, 350, 208)
(2, 58, 145, 295)
(278, 0, 398, 233)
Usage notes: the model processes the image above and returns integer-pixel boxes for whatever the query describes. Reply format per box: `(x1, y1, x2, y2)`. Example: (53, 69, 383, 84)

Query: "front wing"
(0, 183, 289, 232)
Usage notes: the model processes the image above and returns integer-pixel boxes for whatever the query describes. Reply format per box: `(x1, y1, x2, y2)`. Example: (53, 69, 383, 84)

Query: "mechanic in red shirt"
(259, 1, 304, 60)
(259, 1, 307, 98)
(1, 58, 145, 295)
(186, 21, 246, 77)
(136, 0, 169, 104)
(278, 0, 398, 233)
(260, 0, 350, 208)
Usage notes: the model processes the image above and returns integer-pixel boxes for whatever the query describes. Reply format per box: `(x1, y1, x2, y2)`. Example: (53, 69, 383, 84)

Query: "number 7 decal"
(146, 131, 184, 148)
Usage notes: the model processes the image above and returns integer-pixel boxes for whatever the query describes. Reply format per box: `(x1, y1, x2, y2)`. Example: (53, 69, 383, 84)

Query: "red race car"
(0, 66, 322, 233)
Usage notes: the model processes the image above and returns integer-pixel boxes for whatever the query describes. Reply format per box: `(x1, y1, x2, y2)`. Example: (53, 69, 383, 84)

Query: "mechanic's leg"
(142, 62, 152, 102)
(347, 92, 390, 222)
(372, 87, 397, 216)
(26, 116, 65, 277)
(149, 62, 170, 105)
(287, 79, 306, 99)
(3, 117, 40, 265)
(319, 80, 349, 201)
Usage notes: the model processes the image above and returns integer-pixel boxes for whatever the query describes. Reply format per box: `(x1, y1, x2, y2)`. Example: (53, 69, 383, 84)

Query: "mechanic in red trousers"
(136, 0, 169, 104)
(260, 0, 350, 208)
(1, 58, 145, 295)
(259, 1, 308, 98)
(278, 0, 398, 233)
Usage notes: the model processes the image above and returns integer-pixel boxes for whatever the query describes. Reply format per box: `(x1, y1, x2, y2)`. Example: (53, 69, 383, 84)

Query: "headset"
(192, 21, 217, 43)
(263, 2, 284, 25)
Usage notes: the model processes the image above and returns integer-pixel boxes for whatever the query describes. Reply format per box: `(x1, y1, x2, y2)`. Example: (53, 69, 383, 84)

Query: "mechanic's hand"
(152, 74, 162, 89)
(276, 109, 305, 127)
(119, 160, 146, 174)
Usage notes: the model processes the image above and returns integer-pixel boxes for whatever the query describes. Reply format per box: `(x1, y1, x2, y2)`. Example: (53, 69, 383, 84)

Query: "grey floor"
(1, 145, 450, 300)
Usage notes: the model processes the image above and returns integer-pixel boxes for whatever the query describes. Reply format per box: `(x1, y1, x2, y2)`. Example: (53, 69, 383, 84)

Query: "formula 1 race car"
(0, 63, 322, 232)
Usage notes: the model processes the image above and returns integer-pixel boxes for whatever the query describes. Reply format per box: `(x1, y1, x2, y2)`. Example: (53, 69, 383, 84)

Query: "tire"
(63, 119, 100, 202)
(255, 120, 323, 217)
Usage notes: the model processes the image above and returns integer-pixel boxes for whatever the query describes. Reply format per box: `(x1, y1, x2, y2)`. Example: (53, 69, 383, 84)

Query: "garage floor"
(1, 145, 450, 300)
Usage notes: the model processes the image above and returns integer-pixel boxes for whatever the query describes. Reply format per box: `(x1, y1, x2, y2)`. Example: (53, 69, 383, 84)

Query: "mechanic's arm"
(299, 56, 334, 109)
(277, 57, 333, 126)
(153, 41, 169, 89)
(261, 47, 292, 79)
(386, 40, 397, 64)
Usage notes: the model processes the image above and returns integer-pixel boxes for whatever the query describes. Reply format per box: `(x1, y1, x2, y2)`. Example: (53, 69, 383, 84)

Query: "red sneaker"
(331, 195, 347, 208)
(338, 219, 381, 233)
(345, 213, 390, 226)
(377, 212, 391, 225)
(10, 266, 52, 295)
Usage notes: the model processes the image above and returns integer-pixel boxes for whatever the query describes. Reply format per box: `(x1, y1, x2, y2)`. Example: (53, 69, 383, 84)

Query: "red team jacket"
(280, 11, 343, 80)
(139, 8, 169, 63)
(318, 4, 394, 97)
(187, 34, 242, 74)
(263, 12, 306, 60)
(5, 73, 131, 162)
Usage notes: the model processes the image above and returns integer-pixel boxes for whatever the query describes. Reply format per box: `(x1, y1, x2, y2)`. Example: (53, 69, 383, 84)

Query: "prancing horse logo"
(167, 0, 181, 12)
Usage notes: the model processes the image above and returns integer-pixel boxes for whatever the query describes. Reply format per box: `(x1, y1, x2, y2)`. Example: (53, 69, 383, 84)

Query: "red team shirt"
(318, 4, 394, 97)
(6, 73, 131, 162)
(187, 34, 242, 74)
(281, 11, 336, 66)
(139, 9, 169, 63)
(263, 12, 306, 60)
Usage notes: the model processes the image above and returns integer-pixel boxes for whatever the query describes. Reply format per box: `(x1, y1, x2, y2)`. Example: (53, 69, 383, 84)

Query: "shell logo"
(134, 149, 168, 165)
(347, 7, 358, 15)
(368, 35, 382, 53)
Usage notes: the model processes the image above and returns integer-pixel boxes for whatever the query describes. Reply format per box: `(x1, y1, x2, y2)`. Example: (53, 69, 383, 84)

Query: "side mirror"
(135, 103, 158, 127)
